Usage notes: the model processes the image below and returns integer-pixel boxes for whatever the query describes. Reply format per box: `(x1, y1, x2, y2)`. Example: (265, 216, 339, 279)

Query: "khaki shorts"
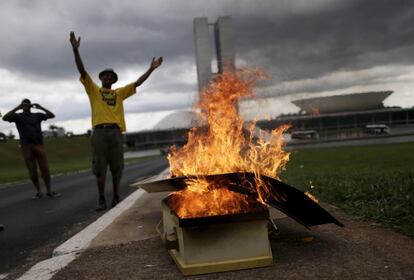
(91, 127, 124, 179)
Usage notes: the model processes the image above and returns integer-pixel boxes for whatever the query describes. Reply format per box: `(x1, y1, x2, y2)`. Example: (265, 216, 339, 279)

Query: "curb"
(17, 188, 146, 280)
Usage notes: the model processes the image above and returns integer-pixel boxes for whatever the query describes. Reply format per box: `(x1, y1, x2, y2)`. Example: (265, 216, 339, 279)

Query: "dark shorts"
(91, 126, 124, 179)
(21, 144, 50, 179)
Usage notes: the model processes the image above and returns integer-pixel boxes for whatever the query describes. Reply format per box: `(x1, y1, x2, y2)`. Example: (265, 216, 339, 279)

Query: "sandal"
(96, 198, 107, 211)
(32, 193, 43, 200)
(47, 192, 61, 198)
(111, 195, 120, 208)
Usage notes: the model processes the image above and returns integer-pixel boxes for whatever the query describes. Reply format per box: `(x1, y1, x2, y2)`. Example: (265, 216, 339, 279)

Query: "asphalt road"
(0, 156, 168, 275)
(287, 134, 414, 150)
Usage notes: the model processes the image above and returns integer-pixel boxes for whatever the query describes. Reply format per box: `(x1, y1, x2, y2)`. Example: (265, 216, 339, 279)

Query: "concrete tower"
(215, 16, 235, 73)
(194, 16, 235, 92)
(194, 17, 213, 93)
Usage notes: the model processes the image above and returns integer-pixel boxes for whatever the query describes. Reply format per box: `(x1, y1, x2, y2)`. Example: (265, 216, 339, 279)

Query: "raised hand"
(150, 57, 163, 70)
(70, 31, 81, 49)
(70, 31, 87, 76)
(134, 57, 164, 87)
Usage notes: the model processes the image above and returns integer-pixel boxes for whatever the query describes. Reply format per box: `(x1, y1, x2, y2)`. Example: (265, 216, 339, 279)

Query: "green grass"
(282, 142, 414, 238)
(0, 136, 92, 183)
(0, 136, 157, 184)
(1, 136, 412, 237)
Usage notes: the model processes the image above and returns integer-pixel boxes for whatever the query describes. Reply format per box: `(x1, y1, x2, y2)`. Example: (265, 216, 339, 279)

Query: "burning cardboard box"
(137, 172, 343, 275)
(135, 70, 343, 275)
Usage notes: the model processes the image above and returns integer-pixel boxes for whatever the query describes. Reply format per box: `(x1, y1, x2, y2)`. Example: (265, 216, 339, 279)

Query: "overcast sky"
(1, 0, 414, 135)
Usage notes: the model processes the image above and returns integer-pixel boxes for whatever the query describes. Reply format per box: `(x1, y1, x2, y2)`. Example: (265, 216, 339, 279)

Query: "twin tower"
(194, 16, 235, 92)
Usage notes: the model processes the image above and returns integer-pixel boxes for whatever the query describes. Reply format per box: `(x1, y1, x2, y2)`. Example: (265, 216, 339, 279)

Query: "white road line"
(17, 188, 146, 280)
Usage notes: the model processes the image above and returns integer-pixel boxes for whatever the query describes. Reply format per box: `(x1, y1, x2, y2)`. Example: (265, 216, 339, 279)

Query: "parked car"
(291, 130, 319, 140)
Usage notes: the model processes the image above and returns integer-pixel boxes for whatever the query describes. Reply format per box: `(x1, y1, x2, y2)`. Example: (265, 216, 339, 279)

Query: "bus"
(363, 124, 390, 135)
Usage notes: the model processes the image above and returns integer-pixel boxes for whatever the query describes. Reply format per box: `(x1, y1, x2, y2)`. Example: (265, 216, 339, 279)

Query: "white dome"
(153, 110, 199, 130)
(292, 91, 393, 114)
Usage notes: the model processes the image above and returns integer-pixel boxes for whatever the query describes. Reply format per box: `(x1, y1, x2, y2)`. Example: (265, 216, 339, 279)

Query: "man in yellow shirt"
(70, 31, 163, 210)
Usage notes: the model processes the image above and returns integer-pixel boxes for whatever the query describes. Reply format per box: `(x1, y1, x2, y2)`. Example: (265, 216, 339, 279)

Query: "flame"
(305, 181, 319, 203)
(304, 191, 319, 204)
(167, 69, 291, 218)
(166, 178, 263, 218)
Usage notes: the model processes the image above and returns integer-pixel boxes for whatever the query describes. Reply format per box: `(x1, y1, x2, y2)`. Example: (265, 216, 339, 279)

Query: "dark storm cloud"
(0, 0, 194, 81)
(234, 0, 414, 84)
(0, 0, 413, 95)
(1, 0, 414, 136)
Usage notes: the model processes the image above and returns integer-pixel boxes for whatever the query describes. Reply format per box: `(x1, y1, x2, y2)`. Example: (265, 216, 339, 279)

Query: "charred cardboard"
(134, 172, 344, 229)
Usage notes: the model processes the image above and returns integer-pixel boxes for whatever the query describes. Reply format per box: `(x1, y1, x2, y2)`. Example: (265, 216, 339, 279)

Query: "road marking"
(17, 188, 146, 280)
(53, 188, 146, 256)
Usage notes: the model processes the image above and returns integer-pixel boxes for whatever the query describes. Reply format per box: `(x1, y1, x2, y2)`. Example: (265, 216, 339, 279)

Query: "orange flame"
(166, 178, 263, 218)
(167, 69, 291, 218)
(304, 191, 319, 204)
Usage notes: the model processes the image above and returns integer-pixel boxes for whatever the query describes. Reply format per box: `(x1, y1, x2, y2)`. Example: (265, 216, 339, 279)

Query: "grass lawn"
(1, 136, 412, 237)
(282, 142, 414, 238)
(0, 136, 156, 184)
(0, 136, 92, 183)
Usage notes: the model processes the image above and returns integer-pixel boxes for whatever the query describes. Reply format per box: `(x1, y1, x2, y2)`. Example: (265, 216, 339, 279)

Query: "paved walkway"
(44, 191, 414, 280)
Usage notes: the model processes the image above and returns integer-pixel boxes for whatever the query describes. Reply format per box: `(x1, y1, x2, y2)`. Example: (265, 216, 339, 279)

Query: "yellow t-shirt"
(80, 73, 136, 132)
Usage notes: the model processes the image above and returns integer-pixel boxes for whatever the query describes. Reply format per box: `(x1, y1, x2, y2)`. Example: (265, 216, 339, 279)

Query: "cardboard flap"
(132, 171, 343, 228)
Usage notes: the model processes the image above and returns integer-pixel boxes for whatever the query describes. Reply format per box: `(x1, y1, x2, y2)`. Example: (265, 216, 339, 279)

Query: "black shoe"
(32, 193, 43, 200)
(111, 195, 120, 208)
(47, 192, 61, 198)
(96, 198, 107, 211)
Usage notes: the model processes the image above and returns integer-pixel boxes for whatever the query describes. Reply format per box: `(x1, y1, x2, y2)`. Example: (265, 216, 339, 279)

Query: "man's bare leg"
(36, 145, 54, 195)
(111, 175, 121, 207)
(109, 129, 123, 207)
(27, 162, 41, 195)
(22, 145, 42, 198)
(96, 175, 107, 210)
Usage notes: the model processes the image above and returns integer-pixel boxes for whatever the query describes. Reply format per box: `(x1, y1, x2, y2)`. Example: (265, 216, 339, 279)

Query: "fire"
(304, 191, 319, 204)
(167, 69, 291, 218)
(166, 178, 264, 218)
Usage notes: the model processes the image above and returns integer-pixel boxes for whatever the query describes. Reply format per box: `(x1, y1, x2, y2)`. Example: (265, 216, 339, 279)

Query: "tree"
(0, 132, 7, 143)
(49, 124, 59, 131)
(8, 130, 15, 140)
(46, 124, 66, 137)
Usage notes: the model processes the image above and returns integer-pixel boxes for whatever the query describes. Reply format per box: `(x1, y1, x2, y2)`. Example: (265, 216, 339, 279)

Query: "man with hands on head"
(69, 31, 163, 211)
(2, 99, 59, 199)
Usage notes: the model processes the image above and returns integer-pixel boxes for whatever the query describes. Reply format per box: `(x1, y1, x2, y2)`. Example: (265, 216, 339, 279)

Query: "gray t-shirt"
(8, 113, 47, 145)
